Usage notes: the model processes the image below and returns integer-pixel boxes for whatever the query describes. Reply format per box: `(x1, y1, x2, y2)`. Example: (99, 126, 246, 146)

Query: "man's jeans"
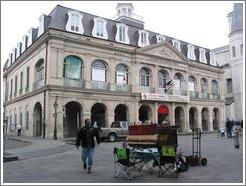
(81, 147, 95, 167)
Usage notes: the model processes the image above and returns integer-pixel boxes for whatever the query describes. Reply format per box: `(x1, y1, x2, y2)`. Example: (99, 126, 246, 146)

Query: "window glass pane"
(174, 79, 180, 90)
(232, 47, 236, 57)
(140, 69, 149, 86)
(26, 67, 29, 87)
(20, 72, 23, 89)
(211, 81, 218, 95)
(64, 56, 81, 79)
(188, 82, 195, 91)
(201, 79, 207, 93)
(92, 68, 105, 81)
(226, 79, 232, 93)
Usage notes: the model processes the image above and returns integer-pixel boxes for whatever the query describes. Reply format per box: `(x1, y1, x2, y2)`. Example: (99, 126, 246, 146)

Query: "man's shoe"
(83, 164, 87, 170)
(87, 167, 92, 174)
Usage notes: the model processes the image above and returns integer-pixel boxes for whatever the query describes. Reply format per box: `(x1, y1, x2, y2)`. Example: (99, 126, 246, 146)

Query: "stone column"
(197, 106, 202, 129)
(108, 59, 116, 91)
(153, 102, 158, 124)
(170, 103, 175, 126)
(185, 105, 189, 132)
(108, 114, 114, 128)
(220, 103, 226, 128)
(196, 75, 201, 97)
(84, 55, 92, 89)
(131, 59, 139, 93)
(207, 77, 211, 99)
(152, 65, 158, 93)
(181, 73, 188, 95)
(209, 107, 213, 131)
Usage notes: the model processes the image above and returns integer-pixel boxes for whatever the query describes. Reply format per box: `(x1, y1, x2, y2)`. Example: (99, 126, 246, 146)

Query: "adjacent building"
(3, 3, 225, 139)
(211, 3, 243, 121)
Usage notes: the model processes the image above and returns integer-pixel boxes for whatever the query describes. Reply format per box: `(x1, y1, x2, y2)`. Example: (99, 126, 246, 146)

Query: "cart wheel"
(201, 158, 207, 166)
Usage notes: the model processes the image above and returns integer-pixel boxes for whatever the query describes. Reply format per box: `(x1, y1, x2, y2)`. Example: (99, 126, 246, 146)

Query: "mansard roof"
(4, 4, 215, 71)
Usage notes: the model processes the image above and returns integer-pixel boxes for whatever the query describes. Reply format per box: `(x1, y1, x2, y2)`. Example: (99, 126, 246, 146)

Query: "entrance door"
(33, 102, 42, 137)
(64, 102, 82, 138)
(139, 105, 152, 123)
(175, 106, 185, 132)
(91, 103, 107, 128)
(189, 107, 198, 130)
(114, 104, 128, 121)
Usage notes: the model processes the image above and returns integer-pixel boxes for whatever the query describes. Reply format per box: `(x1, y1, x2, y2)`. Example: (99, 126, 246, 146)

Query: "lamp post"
(53, 96, 58, 140)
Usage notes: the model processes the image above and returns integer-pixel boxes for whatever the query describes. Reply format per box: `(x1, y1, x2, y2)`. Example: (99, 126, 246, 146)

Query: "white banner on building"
(141, 93, 190, 103)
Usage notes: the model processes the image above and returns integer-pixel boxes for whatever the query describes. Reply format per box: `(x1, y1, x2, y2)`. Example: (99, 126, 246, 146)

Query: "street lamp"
(53, 96, 58, 140)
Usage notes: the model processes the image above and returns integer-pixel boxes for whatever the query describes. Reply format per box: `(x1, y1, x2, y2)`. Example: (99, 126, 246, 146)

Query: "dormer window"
(156, 35, 165, 43)
(172, 39, 181, 51)
(115, 23, 129, 44)
(138, 30, 149, 47)
(21, 35, 28, 54)
(66, 11, 84, 34)
(187, 44, 196, 60)
(16, 42, 22, 59)
(210, 52, 217, 66)
(12, 48, 16, 62)
(92, 17, 108, 39)
(27, 28, 33, 47)
(38, 14, 45, 37)
(199, 48, 207, 63)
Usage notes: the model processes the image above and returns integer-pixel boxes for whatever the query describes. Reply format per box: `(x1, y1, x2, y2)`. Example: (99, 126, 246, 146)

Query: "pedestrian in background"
(76, 119, 101, 174)
(226, 118, 232, 138)
(17, 124, 22, 136)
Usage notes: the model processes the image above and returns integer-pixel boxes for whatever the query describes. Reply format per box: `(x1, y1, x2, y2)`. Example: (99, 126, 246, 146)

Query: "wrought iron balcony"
(140, 86, 155, 93)
(115, 84, 132, 92)
(91, 81, 110, 90)
(64, 78, 85, 88)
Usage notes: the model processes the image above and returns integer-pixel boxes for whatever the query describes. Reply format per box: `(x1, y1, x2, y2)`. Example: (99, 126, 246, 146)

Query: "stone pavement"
(2, 133, 244, 184)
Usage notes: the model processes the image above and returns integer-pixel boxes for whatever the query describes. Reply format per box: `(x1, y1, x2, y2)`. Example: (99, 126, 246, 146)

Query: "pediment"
(136, 41, 188, 62)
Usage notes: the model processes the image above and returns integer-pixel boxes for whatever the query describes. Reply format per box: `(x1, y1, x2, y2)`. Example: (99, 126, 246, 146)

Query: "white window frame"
(12, 48, 16, 62)
(16, 42, 21, 59)
(115, 23, 129, 44)
(66, 10, 84, 34)
(156, 35, 165, 43)
(172, 39, 181, 51)
(27, 28, 33, 47)
(138, 30, 149, 47)
(199, 48, 207, 63)
(38, 14, 45, 37)
(187, 44, 196, 60)
(209, 52, 216, 66)
(92, 61, 107, 82)
(9, 53, 13, 64)
(92, 17, 108, 40)
(21, 35, 28, 54)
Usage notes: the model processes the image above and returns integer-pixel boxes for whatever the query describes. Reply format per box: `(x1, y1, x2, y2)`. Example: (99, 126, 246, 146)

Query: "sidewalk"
(4, 136, 73, 161)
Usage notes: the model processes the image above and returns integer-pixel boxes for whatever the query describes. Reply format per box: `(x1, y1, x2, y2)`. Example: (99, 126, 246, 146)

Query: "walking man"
(76, 119, 101, 174)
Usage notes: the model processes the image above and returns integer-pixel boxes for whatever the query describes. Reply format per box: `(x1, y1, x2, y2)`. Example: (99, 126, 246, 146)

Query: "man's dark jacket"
(76, 126, 100, 148)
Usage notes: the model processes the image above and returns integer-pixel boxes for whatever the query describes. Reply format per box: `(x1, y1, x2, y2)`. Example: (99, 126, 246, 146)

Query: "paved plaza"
(2, 133, 244, 184)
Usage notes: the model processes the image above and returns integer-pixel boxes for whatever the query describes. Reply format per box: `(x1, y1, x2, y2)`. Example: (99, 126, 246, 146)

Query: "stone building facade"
(211, 3, 243, 121)
(3, 3, 225, 139)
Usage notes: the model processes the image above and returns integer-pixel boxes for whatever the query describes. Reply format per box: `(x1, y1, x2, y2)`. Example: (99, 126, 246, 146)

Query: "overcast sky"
(1, 1, 237, 67)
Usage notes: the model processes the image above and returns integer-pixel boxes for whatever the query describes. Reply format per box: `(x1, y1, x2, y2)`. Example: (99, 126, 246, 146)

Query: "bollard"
(234, 127, 240, 149)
